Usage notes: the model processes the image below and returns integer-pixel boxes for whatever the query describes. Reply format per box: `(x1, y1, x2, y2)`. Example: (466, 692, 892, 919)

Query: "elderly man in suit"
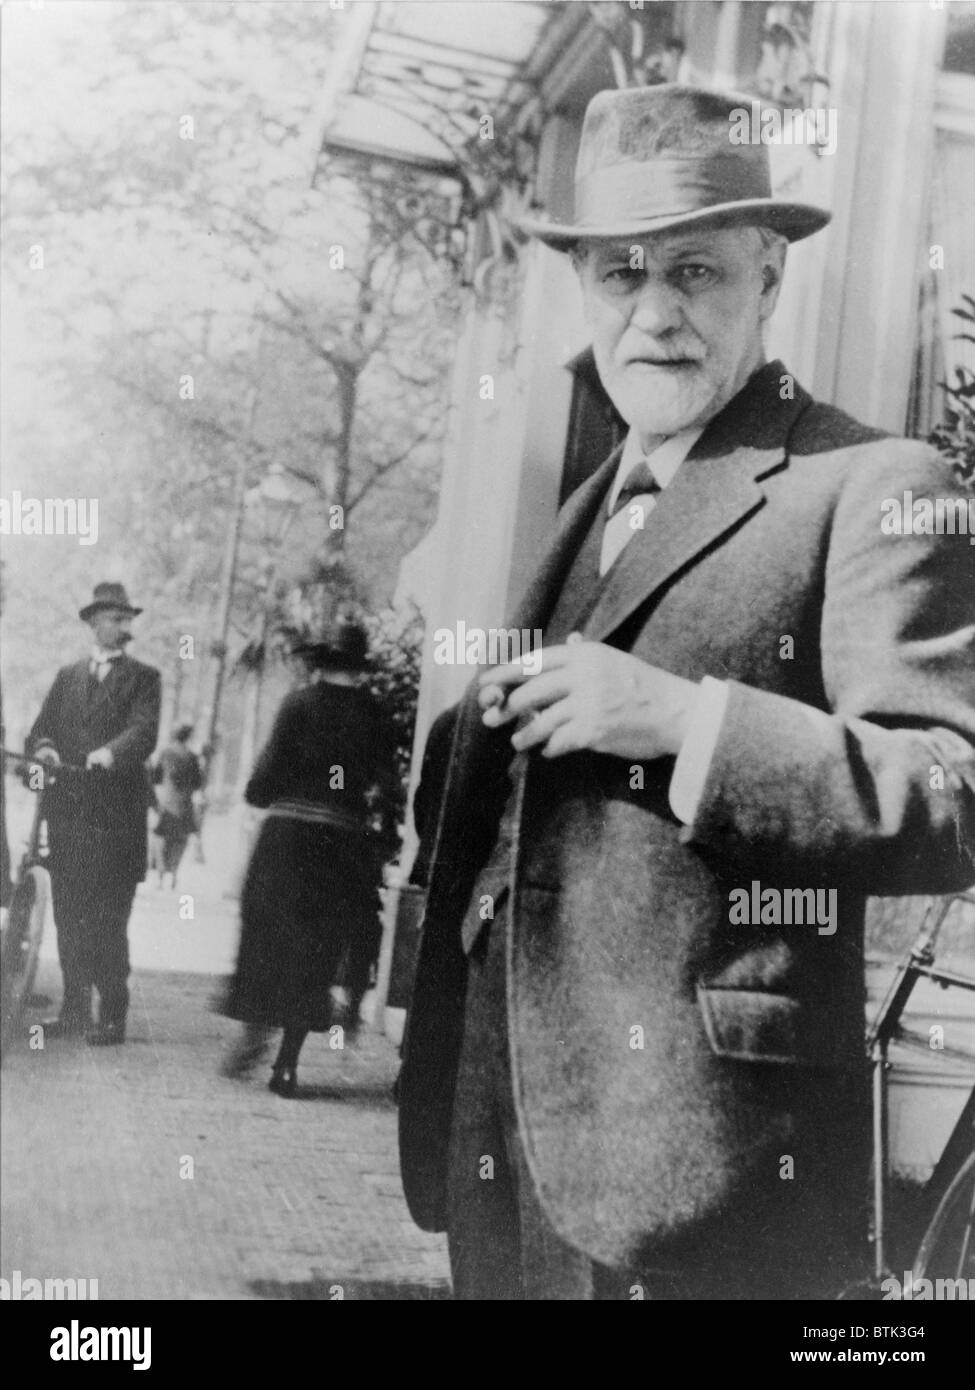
(397, 85, 975, 1300)
(28, 583, 161, 1045)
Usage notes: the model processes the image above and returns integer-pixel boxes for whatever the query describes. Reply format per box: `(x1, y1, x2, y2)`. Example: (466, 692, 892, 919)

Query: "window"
(944, 1, 975, 76)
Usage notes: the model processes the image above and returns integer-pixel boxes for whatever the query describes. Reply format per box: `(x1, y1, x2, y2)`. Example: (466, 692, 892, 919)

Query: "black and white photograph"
(1, 0, 974, 1334)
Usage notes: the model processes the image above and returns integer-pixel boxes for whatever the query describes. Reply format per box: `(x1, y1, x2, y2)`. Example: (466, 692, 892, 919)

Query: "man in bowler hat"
(398, 86, 975, 1298)
(28, 583, 161, 1044)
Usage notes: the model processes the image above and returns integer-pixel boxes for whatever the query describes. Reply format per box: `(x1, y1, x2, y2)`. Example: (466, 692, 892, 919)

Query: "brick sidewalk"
(0, 830, 450, 1301)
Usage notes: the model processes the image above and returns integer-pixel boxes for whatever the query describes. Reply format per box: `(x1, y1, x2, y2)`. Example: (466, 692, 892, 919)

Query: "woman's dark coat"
(222, 680, 397, 1031)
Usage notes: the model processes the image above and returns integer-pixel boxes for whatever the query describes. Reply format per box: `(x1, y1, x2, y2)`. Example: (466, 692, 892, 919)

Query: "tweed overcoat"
(27, 654, 161, 884)
(398, 362, 975, 1269)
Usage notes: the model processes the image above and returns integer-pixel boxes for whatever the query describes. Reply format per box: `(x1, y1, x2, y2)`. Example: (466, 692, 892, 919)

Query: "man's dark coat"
(28, 654, 161, 884)
(398, 363, 975, 1270)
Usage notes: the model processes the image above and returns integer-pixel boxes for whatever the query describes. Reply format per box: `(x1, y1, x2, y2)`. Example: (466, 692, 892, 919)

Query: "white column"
(811, 0, 945, 431)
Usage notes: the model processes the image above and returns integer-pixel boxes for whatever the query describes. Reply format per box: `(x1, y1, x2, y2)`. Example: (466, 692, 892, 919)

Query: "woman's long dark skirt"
(221, 817, 383, 1032)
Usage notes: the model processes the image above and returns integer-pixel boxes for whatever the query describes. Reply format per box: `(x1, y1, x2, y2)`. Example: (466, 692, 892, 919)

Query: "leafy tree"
(1, 2, 460, 768)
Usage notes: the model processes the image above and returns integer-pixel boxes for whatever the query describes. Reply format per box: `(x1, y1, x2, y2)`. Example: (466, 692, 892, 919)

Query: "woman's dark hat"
(519, 84, 831, 250)
(290, 620, 370, 672)
(79, 582, 143, 622)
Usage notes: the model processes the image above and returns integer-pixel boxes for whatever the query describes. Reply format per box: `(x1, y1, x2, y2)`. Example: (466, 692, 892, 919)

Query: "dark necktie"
(610, 459, 661, 518)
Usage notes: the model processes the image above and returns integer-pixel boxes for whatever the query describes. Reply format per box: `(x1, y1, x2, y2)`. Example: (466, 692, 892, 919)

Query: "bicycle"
(0, 750, 87, 1059)
(839, 888, 975, 1298)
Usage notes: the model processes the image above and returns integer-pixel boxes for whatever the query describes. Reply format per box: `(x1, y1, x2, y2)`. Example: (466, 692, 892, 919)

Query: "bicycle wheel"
(0, 865, 49, 1059)
(912, 1148, 975, 1288)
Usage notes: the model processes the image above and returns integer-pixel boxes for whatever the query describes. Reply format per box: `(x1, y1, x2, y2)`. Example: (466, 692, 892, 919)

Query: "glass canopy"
(320, 0, 560, 168)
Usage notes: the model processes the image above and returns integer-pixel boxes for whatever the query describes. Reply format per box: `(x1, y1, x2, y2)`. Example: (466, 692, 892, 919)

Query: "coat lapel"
(508, 444, 623, 633)
(583, 442, 777, 643)
(583, 363, 812, 644)
(67, 659, 93, 704)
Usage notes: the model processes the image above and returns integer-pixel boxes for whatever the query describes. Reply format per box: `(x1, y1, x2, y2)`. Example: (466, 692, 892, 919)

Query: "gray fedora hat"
(79, 581, 142, 622)
(519, 84, 831, 250)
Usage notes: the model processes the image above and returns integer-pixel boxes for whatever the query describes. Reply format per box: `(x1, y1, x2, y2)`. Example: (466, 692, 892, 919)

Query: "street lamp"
(245, 463, 301, 549)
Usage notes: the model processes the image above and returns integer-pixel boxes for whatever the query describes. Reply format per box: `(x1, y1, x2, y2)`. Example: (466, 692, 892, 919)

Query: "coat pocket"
(695, 984, 804, 1065)
(695, 983, 860, 1069)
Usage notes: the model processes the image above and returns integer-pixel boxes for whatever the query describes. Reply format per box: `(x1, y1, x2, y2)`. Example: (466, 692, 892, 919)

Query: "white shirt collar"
(606, 426, 706, 514)
(91, 646, 123, 664)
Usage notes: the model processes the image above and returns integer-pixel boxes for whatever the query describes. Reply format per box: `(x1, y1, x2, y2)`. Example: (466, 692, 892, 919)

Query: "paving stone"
(0, 820, 451, 1302)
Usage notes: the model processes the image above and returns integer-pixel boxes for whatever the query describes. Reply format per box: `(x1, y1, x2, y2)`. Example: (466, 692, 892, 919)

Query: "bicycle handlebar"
(2, 746, 90, 777)
(912, 888, 975, 965)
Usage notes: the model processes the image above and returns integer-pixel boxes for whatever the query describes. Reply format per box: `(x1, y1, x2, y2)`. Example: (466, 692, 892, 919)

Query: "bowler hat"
(290, 619, 370, 672)
(79, 582, 143, 622)
(519, 84, 830, 250)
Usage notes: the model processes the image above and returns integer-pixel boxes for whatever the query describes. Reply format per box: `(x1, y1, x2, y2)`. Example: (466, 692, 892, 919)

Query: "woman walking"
(220, 620, 398, 1096)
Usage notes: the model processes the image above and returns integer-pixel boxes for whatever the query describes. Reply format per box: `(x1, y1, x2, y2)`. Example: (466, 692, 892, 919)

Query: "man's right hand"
(34, 746, 61, 769)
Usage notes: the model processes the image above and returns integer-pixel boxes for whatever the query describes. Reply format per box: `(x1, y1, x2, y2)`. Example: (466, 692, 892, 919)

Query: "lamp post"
(202, 386, 258, 771)
(223, 464, 302, 901)
(166, 612, 197, 734)
(235, 464, 302, 799)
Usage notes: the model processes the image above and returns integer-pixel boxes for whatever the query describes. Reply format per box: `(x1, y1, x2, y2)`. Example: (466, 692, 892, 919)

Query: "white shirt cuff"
(668, 677, 729, 824)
